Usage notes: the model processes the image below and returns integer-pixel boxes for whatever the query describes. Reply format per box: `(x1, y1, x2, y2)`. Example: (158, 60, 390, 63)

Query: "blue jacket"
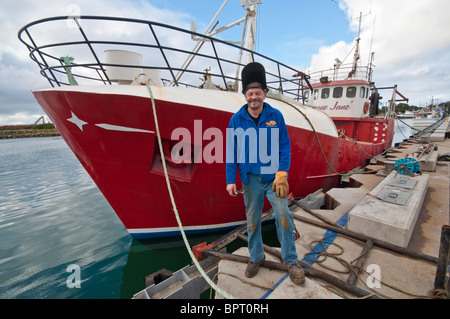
(226, 102, 291, 185)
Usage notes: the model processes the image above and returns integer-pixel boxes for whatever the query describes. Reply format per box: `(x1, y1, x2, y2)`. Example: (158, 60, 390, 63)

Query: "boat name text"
(314, 101, 351, 111)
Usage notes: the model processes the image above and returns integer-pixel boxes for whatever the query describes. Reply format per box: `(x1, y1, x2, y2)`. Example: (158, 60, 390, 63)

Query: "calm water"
(393, 118, 413, 146)
(0, 137, 249, 299)
(0, 121, 411, 299)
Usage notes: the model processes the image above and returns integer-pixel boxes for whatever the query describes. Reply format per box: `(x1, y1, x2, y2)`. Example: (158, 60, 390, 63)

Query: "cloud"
(308, 0, 450, 106)
(0, 50, 47, 124)
(308, 40, 354, 72)
(0, 0, 193, 125)
(2, 0, 450, 126)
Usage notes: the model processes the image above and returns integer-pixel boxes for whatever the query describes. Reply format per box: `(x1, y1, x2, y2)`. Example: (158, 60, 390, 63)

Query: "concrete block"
(215, 247, 342, 299)
(430, 132, 445, 142)
(347, 171, 429, 248)
(417, 150, 438, 172)
(298, 188, 326, 210)
(430, 122, 449, 142)
(420, 134, 431, 142)
(267, 276, 342, 299)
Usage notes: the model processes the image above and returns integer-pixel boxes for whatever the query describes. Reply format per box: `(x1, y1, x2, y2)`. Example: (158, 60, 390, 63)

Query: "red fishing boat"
(304, 13, 408, 159)
(18, 1, 405, 240)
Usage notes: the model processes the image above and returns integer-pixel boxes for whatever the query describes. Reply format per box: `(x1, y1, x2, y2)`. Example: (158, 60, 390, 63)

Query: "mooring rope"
(269, 96, 386, 176)
(395, 113, 441, 133)
(145, 83, 236, 299)
(304, 232, 447, 299)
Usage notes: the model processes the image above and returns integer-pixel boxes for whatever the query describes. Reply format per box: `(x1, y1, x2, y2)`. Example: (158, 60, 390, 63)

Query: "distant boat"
(397, 111, 415, 119)
(19, 1, 407, 240)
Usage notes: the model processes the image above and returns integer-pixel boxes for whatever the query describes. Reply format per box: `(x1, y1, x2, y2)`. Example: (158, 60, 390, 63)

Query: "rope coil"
(304, 233, 448, 299)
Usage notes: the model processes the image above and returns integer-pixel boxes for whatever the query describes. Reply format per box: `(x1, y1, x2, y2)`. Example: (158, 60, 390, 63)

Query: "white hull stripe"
(128, 220, 248, 234)
(95, 123, 155, 134)
(39, 85, 338, 138)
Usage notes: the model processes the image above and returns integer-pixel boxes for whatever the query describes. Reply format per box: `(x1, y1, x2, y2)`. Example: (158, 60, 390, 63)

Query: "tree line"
(380, 101, 450, 114)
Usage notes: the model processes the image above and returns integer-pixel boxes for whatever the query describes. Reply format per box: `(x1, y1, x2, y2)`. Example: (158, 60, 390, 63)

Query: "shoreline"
(0, 124, 60, 139)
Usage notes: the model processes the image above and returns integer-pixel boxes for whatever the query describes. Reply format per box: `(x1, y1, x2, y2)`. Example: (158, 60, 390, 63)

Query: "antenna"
(333, 58, 342, 81)
(241, 0, 262, 6)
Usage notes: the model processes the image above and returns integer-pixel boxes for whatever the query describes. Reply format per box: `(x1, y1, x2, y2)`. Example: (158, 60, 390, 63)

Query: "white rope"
(146, 83, 236, 299)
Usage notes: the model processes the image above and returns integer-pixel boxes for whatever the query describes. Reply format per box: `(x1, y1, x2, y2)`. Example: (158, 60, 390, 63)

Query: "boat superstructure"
(304, 12, 408, 153)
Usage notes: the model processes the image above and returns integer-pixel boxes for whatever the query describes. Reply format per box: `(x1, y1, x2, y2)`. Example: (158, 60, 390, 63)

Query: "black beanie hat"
(241, 62, 268, 94)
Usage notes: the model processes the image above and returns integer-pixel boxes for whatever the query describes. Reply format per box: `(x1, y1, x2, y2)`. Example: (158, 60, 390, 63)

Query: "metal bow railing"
(18, 15, 312, 102)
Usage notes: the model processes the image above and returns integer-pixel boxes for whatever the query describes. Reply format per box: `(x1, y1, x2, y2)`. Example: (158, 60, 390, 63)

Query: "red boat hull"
(33, 87, 393, 239)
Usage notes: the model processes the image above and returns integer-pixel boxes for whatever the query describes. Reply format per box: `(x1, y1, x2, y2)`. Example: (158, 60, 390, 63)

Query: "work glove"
(272, 171, 289, 198)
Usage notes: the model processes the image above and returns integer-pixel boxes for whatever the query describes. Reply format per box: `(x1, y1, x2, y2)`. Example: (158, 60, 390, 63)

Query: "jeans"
(243, 174, 298, 264)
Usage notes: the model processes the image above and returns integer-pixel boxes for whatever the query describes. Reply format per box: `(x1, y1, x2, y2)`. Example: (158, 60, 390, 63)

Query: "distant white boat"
(397, 111, 415, 119)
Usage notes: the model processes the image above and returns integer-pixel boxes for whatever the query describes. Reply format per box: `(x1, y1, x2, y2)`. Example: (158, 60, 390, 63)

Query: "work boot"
(287, 263, 305, 285)
(245, 256, 265, 278)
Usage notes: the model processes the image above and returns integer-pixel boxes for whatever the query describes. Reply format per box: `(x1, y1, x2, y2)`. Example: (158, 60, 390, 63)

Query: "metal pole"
(204, 0, 229, 36)
(74, 17, 111, 84)
(293, 200, 343, 228)
(148, 23, 177, 86)
(237, 233, 282, 262)
(174, 0, 228, 82)
(347, 240, 373, 286)
(234, 15, 249, 93)
(293, 214, 438, 264)
(434, 225, 450, 297)
(24, 29, 58, 87)
(210, 40, 228, 90)
(205, 249, 381, 299)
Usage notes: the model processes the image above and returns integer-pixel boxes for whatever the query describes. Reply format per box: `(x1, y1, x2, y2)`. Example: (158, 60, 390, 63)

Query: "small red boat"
(19, 1, 406, 240)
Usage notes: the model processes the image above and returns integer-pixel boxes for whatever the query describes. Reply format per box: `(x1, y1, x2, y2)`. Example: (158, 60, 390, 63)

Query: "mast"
(241, 0, 262, 65)
(174, 0, 229, 83)
(176, 0, 262, 91)
(233, 0, 262, 91)
(348, 12, 362, 79)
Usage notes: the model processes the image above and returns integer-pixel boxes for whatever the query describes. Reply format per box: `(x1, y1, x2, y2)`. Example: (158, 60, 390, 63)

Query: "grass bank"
(0, 123, 60, 139)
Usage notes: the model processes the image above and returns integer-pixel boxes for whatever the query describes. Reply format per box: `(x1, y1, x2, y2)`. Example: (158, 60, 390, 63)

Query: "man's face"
(244, 87, 266, 111)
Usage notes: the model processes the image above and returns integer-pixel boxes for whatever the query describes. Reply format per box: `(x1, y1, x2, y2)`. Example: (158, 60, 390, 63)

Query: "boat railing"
(18, 16, 312, 102)
(307, 63, 373, 84)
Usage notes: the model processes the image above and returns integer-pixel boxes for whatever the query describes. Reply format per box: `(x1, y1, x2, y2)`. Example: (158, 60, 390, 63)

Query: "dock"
(133, 118, 450, 299)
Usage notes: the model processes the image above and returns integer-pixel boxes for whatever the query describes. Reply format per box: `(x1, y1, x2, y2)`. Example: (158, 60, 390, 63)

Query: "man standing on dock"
(225, 62, 305, 285)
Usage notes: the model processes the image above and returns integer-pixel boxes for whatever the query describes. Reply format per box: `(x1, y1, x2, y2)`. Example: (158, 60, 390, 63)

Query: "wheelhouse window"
(360, 87, 365, 98)
(304, 90, 309, 102)
(314, 89, 319, 100)
(366, 87, 370, 99)
(321, 88, 330, 99)
(333, 87, 343, 98)
(346, 86, 357, 98)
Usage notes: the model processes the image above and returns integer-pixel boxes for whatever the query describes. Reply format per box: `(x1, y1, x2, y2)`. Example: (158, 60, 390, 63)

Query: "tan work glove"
(272, 171, 289, 198)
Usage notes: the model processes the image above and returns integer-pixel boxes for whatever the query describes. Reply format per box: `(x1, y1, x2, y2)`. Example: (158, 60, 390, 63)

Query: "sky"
(1, 0, 450, 125)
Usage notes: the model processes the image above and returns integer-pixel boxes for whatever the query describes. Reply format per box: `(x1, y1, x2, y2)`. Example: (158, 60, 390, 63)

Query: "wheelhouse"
(304, 79, 372, 119)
